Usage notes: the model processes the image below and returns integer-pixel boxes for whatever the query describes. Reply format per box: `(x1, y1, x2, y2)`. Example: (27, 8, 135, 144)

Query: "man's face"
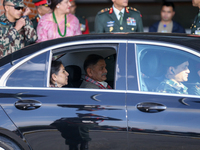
(5, 2, 23, 20)
(38, 5, 51, 16)
(69, 1, 76, 14)
(173, 61, 190, 83)
(192, 0, 200, 7)
(89, 59, 108, 82)
(160, 6, 175, 22)
(112, 0, 128, 10)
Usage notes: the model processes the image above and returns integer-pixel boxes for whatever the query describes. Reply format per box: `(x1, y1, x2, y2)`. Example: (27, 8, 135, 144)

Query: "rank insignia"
(109, 7, 113, 14)
(125, 7, 129, 13)
(110, 27, 113, 32)
(127, 17, 136, 26)
(36, 17, 40, 23)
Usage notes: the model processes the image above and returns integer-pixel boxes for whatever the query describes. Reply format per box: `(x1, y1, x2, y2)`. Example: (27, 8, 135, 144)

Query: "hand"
(23, 7, 31, 16)
(14, 18, 25, 31)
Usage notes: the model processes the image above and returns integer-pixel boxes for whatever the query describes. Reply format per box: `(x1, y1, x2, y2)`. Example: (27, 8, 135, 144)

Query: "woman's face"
(57, 0, 71, 14)
(53, 64, 69, 87)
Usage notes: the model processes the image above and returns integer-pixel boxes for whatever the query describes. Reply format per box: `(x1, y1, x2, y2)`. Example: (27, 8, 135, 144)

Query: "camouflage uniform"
(0, 0, 37, 58)
(188, 82, 200, 95)
(156, 79, 188, 94)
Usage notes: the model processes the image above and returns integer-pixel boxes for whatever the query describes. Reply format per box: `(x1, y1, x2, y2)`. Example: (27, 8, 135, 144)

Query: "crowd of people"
(0, 0, 200, 58)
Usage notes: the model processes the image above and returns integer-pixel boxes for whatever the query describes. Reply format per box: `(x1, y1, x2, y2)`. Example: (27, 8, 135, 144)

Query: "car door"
(0, 42, 128, 150)
(127, 42, 200, 149)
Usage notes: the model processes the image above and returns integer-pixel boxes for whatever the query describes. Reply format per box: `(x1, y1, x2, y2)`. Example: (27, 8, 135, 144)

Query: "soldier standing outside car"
(0, 0, 37, 58)
(191, 0, 200, 35)
(69, 0, 90, 34)
(31, 0, 51, 30)
(94, 0, 143, 33)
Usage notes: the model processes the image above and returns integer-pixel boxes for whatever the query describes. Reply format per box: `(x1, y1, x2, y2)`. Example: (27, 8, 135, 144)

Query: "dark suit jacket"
(149, 21, 185, 33)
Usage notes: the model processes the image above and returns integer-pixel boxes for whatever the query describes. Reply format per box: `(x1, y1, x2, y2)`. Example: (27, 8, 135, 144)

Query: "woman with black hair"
(37, 0, 81, 42)
(50, 60, 69, 87)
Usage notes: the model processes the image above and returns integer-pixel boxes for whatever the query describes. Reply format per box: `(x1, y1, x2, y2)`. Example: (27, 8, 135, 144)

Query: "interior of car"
(54, 47, 117, 89)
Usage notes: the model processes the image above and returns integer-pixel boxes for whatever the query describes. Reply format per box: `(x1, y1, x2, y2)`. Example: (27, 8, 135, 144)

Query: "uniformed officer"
(156, 54, 190, 94)
(0, 0, 37, 58)
(94, 0, 143, 33)
(31, 0, 51, 30)
(69, 0, 90, 34)
(191, 0, 200, 35)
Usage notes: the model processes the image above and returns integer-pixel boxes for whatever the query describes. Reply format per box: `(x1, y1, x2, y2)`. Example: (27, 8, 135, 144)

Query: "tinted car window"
(6, 52, 48, 87)
(137, 44, 200, 96)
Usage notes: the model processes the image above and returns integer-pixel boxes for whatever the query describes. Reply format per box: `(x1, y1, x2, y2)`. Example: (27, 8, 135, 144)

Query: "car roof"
(0, 33, 200, 67)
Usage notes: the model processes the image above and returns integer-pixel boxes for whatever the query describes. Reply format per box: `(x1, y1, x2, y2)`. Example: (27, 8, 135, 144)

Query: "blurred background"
(74, 0, 196, 33)
(0, 0, 196, 33)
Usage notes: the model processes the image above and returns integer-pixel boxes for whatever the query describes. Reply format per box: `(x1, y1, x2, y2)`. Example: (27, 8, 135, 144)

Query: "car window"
(6, 52, 49, 87)
(51, 46, 117, 89)
(137, 44, 200, 96)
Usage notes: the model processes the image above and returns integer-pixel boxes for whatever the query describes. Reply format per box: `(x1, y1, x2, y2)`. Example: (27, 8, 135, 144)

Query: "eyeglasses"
(6, 5, 24, 10)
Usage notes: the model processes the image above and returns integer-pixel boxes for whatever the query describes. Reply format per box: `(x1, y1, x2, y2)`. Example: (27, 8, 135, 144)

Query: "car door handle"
(137, 102, 166, 113)
(15, 100, 42, 110)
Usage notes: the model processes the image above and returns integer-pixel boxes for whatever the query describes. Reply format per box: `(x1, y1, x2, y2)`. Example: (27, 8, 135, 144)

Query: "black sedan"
(1, 33, 200, 150)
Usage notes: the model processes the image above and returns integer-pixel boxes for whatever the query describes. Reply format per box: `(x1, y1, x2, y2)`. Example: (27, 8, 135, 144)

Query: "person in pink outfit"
(36, 0, 81, 43)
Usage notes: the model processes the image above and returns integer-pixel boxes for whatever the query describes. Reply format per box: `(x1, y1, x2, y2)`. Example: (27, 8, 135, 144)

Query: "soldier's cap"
(4, 0, 25, 7)
(161, 53, 188, 68)
(32, 0, 48, 6)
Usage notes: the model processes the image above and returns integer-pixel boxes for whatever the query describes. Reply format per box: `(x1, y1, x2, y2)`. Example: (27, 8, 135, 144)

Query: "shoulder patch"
(0, 22, 8, 27)
(98, 7, 111, 14)
(0, 22, 7, 25)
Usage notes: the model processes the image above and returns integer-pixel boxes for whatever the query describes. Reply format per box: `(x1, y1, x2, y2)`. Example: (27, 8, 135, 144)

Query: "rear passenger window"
(6, 52, 49, 87)
(137, 44, 200, 96)
(51, 46, 117, 89)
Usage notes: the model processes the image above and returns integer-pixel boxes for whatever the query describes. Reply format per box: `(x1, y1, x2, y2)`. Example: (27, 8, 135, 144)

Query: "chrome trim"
(134, 43, 140, 91)
(0, 40, 127, 86)
(125, 41, 128, 90)
(126, 90, 200, 98)
(46, 51, 53, 87)
(0, 86, 126, 93)
(128, 40, 200, 57)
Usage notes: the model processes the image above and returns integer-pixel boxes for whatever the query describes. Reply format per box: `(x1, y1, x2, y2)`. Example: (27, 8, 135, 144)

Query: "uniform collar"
(0, 14, 9, 23)
(112, 5, 125, 20)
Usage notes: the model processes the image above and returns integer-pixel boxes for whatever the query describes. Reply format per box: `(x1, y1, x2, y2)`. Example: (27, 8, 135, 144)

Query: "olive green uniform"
(188, 82, 200, 95)
(95, 7, 143, 33)
(191, 12, 200, 35)
(156, 79, 188, 94)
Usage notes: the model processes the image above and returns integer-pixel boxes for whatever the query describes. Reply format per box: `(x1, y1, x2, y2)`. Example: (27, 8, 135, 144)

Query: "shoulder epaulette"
(98, 7, 111, 14)
(127, 7, 140, 12)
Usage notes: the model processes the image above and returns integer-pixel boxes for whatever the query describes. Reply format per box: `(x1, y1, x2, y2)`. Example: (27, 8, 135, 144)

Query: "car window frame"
(127, 40, 200, 96)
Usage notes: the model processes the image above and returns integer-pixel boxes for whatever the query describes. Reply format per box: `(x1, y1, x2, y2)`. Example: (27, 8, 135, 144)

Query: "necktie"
(119, 12, 123, 25)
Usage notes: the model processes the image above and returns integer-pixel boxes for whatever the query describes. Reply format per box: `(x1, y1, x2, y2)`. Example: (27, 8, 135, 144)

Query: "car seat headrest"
(65, 65, 81, 81)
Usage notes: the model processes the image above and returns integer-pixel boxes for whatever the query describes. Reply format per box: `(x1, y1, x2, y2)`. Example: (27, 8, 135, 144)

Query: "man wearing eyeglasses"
(0, 0, 37, 58)
(32, 0, 51, 30)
